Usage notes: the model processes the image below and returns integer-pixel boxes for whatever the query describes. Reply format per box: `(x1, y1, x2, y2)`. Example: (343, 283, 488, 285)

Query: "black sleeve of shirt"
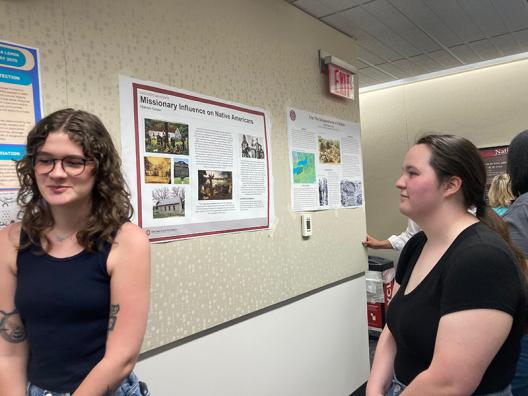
(395, 231, 426, 284)
(440, 245, 522, 317)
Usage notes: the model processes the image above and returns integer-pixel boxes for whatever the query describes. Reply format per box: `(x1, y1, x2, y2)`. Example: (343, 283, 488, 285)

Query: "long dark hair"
(417, 134, 526, 274)
(507, 130, 528, 198)
(16, 109, 133, 252)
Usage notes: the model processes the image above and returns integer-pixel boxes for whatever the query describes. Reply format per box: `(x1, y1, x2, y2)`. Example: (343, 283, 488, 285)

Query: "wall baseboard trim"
(139, 272, 365, 360)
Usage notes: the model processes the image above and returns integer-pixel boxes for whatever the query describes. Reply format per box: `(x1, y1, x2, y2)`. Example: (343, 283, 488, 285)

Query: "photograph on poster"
(152, 186, 185, 218)
(173, 158, 189, 184)
(240, 134, 265, 159)
(292, 151, 316, 184)
(144, 156, 171, 184)
(318, 137, 341, 164)
(145, 118, 189, 155)
(318, 177, 328, 206)
(340, 180, 362, 207)
(198, 170, 233, 200)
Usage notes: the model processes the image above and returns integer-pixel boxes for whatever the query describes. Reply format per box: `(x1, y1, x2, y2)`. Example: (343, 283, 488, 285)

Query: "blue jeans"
(27, 372, 149, 396)
(386, 376, 513, 396)
(512, 335, 528, 396)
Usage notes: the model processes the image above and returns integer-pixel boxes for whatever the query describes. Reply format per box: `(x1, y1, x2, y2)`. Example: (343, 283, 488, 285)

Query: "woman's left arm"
(401, 308, 512, 396)
(73, 223, 150, 396)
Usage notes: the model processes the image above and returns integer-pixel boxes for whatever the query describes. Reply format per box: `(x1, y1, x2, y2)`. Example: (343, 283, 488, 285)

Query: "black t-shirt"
(387, 222, 526, 394)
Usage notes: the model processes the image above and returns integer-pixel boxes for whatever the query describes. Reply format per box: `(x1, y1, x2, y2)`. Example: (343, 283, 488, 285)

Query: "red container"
(366, 256, 395, 333)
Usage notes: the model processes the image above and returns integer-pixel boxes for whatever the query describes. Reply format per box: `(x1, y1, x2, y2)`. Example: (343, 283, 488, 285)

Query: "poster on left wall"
(119, 75, 273, 242)
(0, 40, 42, 228)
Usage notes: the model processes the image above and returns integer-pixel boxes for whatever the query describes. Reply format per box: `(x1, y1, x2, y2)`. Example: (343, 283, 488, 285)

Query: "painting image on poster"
(340, 180, 362, 207)
(152, 186, 185, 218)
(173, 158, 189, 184)
(318, 177, 328, 206)
(318, 137, 341, 164)
(144, 156, 171, 184)
(292, 151, 316, 184)
(198, 170, 233, 200)
(145, 118, 189, 155)
(240, 134, 265, 159)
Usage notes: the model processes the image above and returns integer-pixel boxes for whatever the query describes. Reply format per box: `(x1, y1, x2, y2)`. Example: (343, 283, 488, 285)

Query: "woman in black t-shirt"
(366, 134, 527, 396)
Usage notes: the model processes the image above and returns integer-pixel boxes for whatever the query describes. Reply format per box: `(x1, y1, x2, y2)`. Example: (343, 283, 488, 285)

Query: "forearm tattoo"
(102, 386, 113, 396)
(108, 304, 120, 331)
(0, 309, 26, 343)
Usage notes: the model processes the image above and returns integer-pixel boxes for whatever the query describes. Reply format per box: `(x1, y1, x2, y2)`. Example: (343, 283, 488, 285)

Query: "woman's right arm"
(0, 224, 29, 396)
(366, 283, 399, 396)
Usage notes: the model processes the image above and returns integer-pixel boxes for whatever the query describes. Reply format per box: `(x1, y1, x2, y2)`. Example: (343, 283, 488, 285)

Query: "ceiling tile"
(389, 0, 463, 47)
(373, 62, 410, 79)
(291, 0, 368, 18)
(346, 5, 422, 58)
(427, 49, 463, 68)
(391, 58, 428, 75)
(363, 0, 440, 53)
(356, 59, 371, 69)
(323, 10, 403, 61)
(458, 0, 509, 38)
(469, 38, 502, 59)
(512, 29, 528, 51)
(408, 53, 444, 73)
(357, 46, 389, 65)
(424, 0, 482, 43)
(358, 66, 396, 83)
(491, 0, 528, 32)
(490, 33, 523, 56)
(449, 43, 483, 64)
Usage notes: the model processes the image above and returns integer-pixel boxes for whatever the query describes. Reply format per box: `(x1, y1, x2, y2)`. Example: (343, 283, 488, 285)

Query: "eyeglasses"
(32, 155, 94, 176)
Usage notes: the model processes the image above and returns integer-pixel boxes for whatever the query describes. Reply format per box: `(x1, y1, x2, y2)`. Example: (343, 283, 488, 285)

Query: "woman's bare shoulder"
(0, 222, 21, 247)
(107, 223, 150, 275)
(0, 222, 22, 273)
(114, 222, 149, 245)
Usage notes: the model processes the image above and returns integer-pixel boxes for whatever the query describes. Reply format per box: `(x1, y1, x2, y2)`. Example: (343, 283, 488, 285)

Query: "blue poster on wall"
(0, 40, 42, 227)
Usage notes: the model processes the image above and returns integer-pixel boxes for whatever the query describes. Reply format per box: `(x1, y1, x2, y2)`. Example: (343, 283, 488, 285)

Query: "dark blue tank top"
(15, 236, 111, 393)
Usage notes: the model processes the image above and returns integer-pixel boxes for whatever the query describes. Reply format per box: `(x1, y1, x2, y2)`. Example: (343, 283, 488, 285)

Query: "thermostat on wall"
(301, 214, 312, 237)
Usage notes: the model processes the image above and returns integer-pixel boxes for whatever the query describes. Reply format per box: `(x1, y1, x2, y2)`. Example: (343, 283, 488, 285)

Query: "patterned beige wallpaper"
(0, 0, 367, 352)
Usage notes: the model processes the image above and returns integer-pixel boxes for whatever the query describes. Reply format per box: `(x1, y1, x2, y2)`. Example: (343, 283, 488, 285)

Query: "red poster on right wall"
(479, 145, 509, 200)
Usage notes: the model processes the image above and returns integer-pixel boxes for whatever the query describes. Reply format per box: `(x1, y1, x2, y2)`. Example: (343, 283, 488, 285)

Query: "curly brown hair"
(16, 108, 133, 252)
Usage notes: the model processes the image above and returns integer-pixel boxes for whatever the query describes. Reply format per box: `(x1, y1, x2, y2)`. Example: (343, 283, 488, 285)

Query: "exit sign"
(328, 63, 354, 100)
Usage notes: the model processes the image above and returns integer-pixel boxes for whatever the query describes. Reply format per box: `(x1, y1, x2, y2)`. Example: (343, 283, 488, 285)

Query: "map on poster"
(0, 40, 42, 227)
(119, 76, 273, 242)
(287, 108, 363, 211)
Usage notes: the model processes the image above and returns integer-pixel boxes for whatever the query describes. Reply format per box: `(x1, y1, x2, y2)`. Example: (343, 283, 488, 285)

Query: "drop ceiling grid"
(289, 0, 528, 87)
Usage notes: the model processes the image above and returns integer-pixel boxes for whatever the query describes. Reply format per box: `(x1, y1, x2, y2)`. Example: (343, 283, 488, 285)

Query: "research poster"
(119, 76, 273, 242)
(0, 40, 42, 228)
(287, 108, 363, 211)
(479, 145, 509, 201)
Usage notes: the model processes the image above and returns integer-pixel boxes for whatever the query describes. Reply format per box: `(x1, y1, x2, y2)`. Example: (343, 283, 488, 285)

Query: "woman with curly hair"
(0, 109, 150, 395)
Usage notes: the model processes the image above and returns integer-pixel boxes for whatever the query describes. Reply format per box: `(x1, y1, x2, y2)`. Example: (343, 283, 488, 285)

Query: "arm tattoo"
(102, 386, 113, 396)
(108, 304, 120, 331)
(0, 308, 26, 343)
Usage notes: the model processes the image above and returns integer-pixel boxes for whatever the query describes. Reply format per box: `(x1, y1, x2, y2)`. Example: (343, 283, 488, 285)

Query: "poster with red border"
(119, 76, 273, 242)
(479, 145, 509, 192)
